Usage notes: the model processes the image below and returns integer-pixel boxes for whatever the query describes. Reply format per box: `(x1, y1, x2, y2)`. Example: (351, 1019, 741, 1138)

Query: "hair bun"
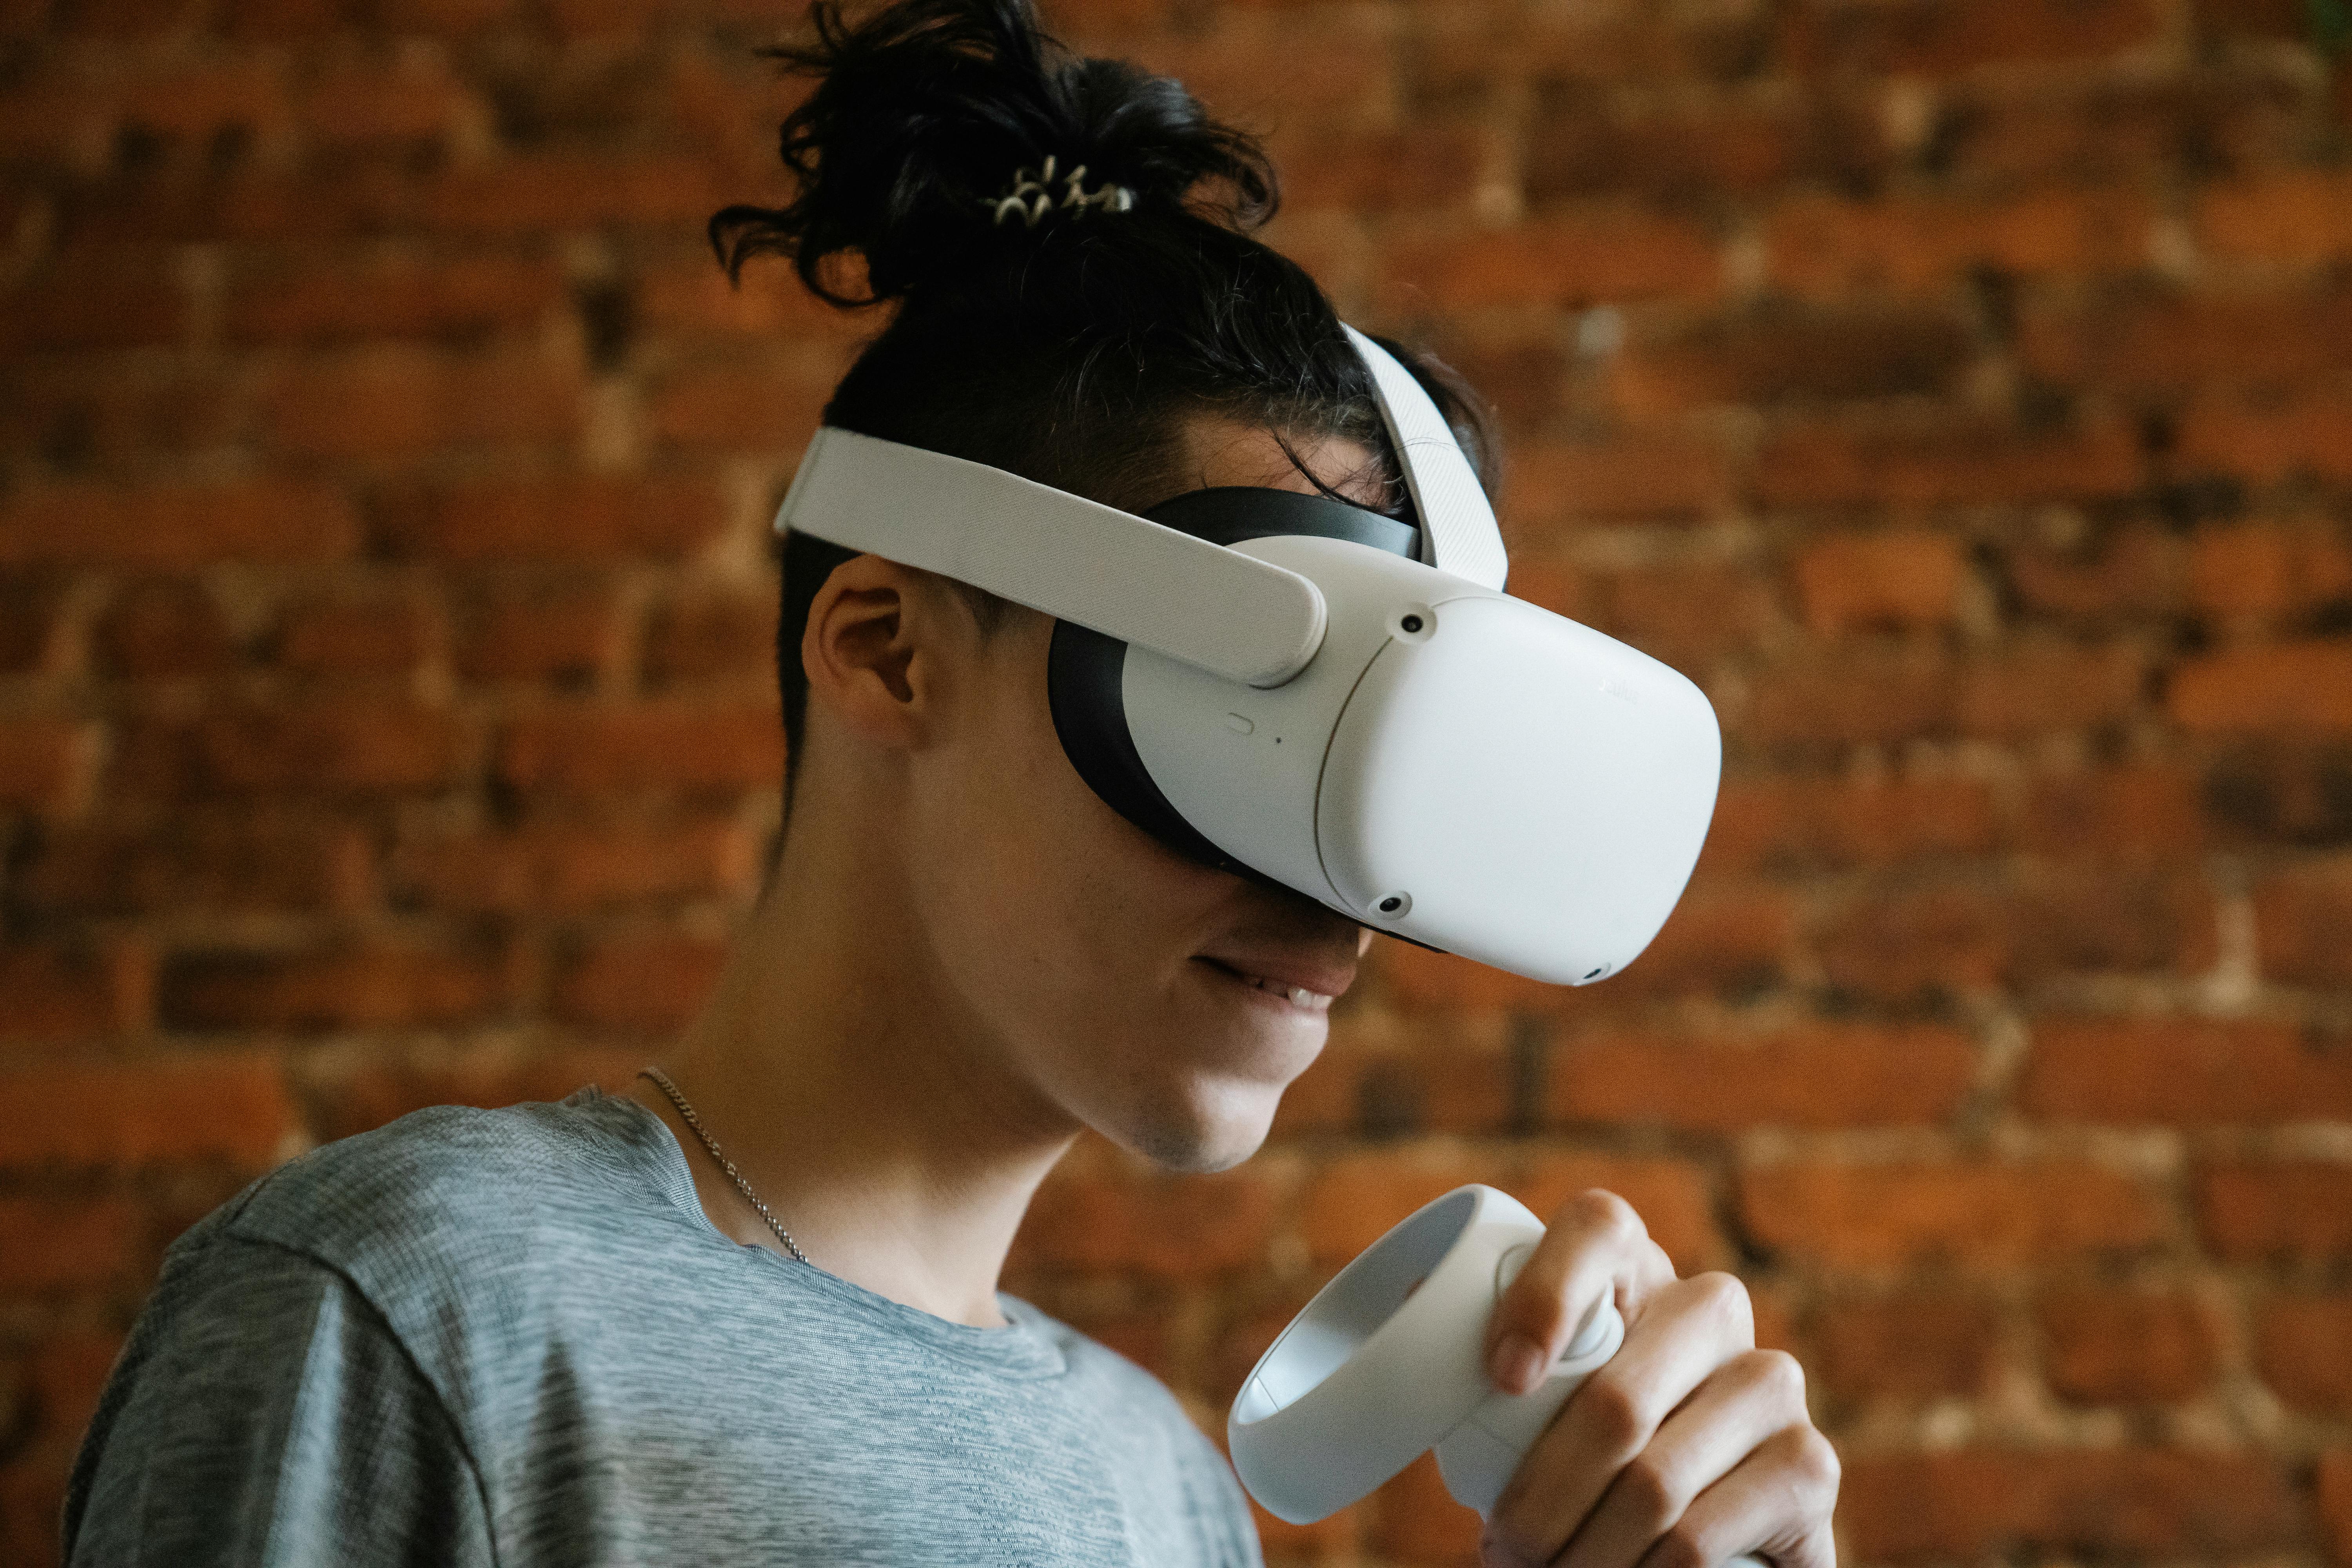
(711, 0, 1277, 306)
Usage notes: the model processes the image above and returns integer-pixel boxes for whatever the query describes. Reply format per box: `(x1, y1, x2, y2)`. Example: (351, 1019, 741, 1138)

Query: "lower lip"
(1195, 958, 1335, 1014)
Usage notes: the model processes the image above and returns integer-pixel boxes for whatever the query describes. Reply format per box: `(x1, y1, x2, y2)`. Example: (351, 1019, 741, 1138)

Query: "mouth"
(1194, 956, 1344, 1013)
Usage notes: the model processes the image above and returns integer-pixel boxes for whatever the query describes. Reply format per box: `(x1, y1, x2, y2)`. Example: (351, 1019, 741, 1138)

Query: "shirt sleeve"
(64, 1231, 496, 1568)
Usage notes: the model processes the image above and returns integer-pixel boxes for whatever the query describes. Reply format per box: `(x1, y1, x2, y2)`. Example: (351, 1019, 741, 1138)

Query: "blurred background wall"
(4, 0, 2352, 1561)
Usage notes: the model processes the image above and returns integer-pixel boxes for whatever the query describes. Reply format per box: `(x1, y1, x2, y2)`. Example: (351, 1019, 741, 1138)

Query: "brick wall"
(4, 0, 2352, 1562)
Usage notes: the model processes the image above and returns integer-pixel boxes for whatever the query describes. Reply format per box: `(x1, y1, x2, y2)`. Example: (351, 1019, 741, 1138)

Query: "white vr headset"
(773, 326, 1720, 986)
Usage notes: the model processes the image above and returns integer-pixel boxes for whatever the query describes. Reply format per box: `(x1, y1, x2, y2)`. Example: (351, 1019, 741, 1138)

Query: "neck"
(625, 789, 1080, 1329)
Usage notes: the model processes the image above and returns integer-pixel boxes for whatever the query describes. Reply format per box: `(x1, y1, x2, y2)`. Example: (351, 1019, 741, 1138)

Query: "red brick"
(1702, 775, 1999, 875)
(2254, 856, 2352, 987)
(551, 933, 727, 1034)
(312, 1047, 642, 1141)
(295, 58, 481, 145)
(0, 256, 187, 353)
(1602, 884, 1796, 998)
(2203, 744, 2352, 845)
(1013, 1139, 1283, 1280)
(1813, 1293, 1997, 1402)
(2037, 1290, 2219, 1403)
(645, 359, 838, 454)
(16, 819, 374, 915)
(261, 345, 583, 461)
(2020, 764, 2205, 855)
(497, 703, 782, 795)
(2170, 642, 2352, 734)
(2199, 169, 2352, 266)
(420, 155, 728, 234)
(1746, 648, 1955, 748)
(1267, 1030, 1514, 1140)
(0, 719, 100, 816)
(1957, 643, 2148, 738)
(1769, 189, 2153, 298)
(454, 580, 629, 684)
(1579, 562, 1779, 668)
(0, 1198, 140, 1292)
(27, 1331, 122, 1449)
(58, 0, 205, 34)
(1365, 1450, 1480, 1566)
(2190, 523, 2352, 621)
(1517, 9, 1773, 86)
(0, 944, 149, 1044)
(162, 942, 506, 1030)
(0, 1453, 66, 1568)
(1615, 308, 1975, 416)
(1838, 1449, 2301, 1560)
(1786, 0, 2162, 73)
(2324, 1451, 2352, 1567)
(1756, 419, 2142, 510)
(0, 481, 358, 570)
(1517, 1153, 1722, 1271)
(95, 578, 235, 677)
(2021, 290, 2352, 395)
(391, 819, 759, 913)
(1501, 434, 1735, 529)
(118, 59, 289, 142)
(1377, 213, 1721, 312)
(1817, 884, 2010, 1000)
(634, 256, 848, 341)
(385, 477, 729, 563)
(0, 575, 68, 675)
(2254, 1296, 2352, 1412)
(646, 590, 775, 686)
(0, 1056, 293, 1169)
(225, 252, 564, 344)
(0, 359, 245, 465)
(272, 594, 438, 676)
(2008, 523, 2184, 621)
(1740, 1161, 2167, 1270)
(1525, 92, 1888, 208)
(1551, 1024, 1977, 1131)
(2023, 1017, 2352, 1123)
(1795, 530, 1967, 633)
(2021, 864, 2217, 981)
(174, 702, 468, 793)
(1273, 123, 1498, 214)
(2178, 393, 2352, 486)
(2196, 1162, 2352, 1261)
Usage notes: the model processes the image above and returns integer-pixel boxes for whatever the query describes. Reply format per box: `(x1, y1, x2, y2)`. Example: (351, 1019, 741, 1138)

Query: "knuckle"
(1789, 1426, 1843, 1495)
(1568, 1187, 1649, 1245)
(1480, 1513, 1543, 1568)
(1738, 1347, 1808, 1407)
(1688, 1270, 1755, 1335)
(1615, 1453, 1681, 1530)
(1649, 1522, 1710, 1568)
(1577, 1372, 1651, 1454)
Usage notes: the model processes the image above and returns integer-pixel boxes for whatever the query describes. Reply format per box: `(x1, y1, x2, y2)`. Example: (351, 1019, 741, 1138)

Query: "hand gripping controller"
(1227, 1184, 1766, 1566)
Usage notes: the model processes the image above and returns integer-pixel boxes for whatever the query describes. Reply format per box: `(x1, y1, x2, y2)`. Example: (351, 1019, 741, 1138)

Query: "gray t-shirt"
(64, 1087, 1263, 1567)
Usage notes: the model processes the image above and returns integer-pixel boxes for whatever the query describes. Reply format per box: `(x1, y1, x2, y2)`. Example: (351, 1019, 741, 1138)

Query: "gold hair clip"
(984, 154, 1137, 227)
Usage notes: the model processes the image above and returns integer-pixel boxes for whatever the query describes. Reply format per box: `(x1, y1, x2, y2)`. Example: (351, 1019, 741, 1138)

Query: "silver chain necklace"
(638, 1067, 810, 1265)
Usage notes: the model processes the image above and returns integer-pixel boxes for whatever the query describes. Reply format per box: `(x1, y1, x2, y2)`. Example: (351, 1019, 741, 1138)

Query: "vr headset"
(773, 326, 1720, 987)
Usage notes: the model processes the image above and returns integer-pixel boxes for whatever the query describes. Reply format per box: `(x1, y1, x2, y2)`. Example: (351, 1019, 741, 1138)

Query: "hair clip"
(984, 154, 1137, 227)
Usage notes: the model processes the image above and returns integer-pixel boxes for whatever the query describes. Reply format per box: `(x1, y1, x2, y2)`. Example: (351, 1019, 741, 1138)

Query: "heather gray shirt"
(64, 1087, 1261, 1567)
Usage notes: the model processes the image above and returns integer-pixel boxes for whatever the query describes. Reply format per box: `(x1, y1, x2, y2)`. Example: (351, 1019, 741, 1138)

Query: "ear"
(799, 554, 972, 752)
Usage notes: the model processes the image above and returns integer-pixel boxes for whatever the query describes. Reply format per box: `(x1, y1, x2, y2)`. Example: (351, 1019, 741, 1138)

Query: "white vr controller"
(1228, 1184, 1764, 1568)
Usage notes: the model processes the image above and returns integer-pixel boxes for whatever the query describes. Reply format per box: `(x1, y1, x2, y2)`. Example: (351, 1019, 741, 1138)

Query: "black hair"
(709, 0, 1501, 795)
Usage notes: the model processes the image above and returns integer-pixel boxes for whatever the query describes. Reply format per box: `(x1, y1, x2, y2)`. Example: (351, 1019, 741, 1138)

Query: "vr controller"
(1227, 1183, 1765, 1568)
(775, 326, 1721, 989)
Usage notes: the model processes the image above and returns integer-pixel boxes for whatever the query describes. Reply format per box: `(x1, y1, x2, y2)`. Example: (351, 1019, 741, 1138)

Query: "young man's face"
(890, 417, 1385, 1171)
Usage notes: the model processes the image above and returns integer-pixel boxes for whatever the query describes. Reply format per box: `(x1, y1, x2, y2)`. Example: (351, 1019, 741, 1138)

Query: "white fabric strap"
(773, 426, 1328, 689)
(1343, 324, 1509, 592)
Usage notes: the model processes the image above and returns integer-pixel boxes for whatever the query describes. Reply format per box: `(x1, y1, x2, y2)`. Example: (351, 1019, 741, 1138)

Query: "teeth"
(1236, 971, 1333, 1011)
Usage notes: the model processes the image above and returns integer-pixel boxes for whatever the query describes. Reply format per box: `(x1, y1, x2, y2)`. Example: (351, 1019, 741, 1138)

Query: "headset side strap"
(1342, 325, 1509, 593)
(774, 427, 1329, 689)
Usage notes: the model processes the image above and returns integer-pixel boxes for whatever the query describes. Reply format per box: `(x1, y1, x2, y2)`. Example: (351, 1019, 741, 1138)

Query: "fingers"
(1629, 1425, 1842, 1568)
(1485, 1189, 1677, 1397)
(1557, 1350, 1811, 1568)
(1485, 1272, 1756, 1565)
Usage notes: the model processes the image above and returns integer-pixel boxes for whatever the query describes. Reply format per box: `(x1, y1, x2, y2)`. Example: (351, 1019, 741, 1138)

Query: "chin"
(1111, 1074, 1287, 1173)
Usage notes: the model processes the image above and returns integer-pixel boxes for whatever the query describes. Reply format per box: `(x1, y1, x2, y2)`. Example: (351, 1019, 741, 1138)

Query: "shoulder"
(211, 1089, 682, 1304)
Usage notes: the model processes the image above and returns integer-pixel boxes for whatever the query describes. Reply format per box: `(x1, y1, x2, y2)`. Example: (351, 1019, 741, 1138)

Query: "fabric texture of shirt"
(63, 1086, 1264, 1567)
